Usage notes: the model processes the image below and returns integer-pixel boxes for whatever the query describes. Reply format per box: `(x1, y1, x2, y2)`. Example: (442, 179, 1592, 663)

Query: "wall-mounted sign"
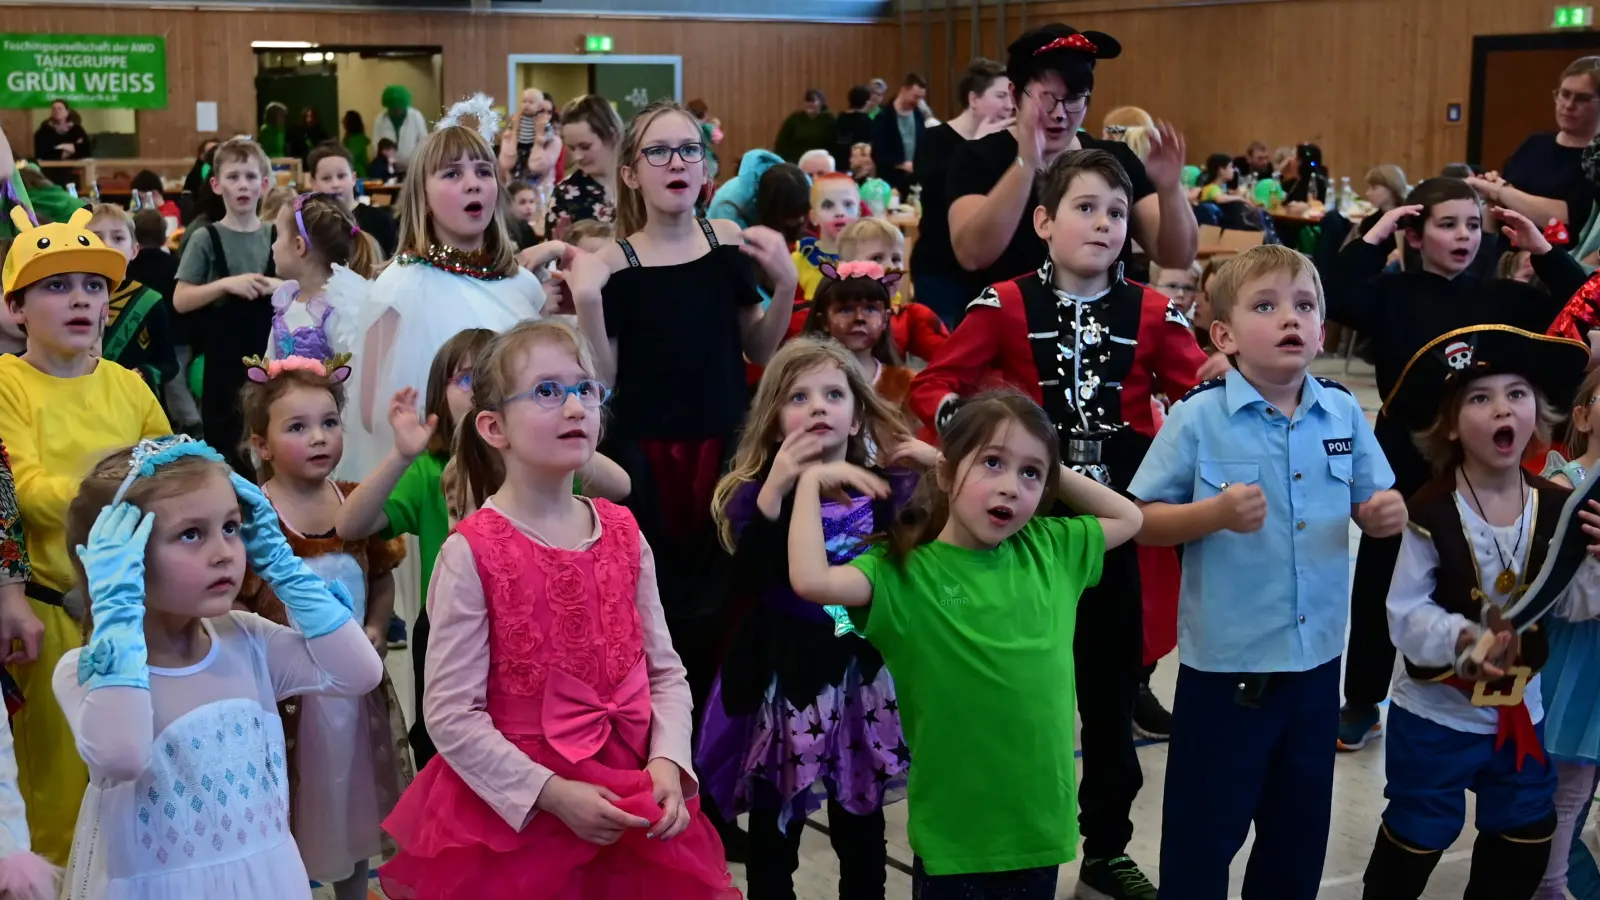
(1554, 5, 1595, 28)
(0, 34, 167, 109)
(585, 34, 614, 53)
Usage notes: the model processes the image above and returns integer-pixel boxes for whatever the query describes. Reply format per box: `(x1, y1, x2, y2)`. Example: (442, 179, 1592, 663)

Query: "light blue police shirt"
(1127, 368, 1395, 673)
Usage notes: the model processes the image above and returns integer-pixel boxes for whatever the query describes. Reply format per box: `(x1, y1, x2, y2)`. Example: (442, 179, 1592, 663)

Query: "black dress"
(600, 217, 763, 703)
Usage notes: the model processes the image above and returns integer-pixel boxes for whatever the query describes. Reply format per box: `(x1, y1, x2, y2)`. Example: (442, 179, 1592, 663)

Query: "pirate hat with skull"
(1381, 324, 1590, 427)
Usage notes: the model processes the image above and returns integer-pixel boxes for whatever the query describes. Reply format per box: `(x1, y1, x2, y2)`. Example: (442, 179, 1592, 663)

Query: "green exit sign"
(584, 34, 614, 53)
(1555, 5, 1594, 27)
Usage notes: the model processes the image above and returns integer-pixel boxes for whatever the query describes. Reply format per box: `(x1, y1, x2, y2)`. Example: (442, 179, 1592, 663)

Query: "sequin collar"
(395, 244, 511, 281)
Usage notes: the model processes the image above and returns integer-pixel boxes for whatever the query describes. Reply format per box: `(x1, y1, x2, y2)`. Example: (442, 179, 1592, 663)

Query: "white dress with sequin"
(52, 612, 383, 900)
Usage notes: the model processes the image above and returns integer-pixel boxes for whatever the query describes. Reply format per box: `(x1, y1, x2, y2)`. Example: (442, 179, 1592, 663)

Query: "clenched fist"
(1214, 483, 1266, 533)
(1355, 489, 1408, 538)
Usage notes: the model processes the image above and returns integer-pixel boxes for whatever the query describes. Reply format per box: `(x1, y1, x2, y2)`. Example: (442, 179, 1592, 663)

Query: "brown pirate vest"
(1402, 472, 1565, 682)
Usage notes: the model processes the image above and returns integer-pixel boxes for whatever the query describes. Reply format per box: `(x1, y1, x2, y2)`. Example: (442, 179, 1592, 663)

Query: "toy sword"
(1460, 468, 1600, 675)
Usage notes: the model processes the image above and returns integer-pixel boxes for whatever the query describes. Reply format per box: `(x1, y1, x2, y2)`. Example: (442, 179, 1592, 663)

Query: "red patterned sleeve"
(1548, 270, 1600, 343)
(907, 288, 1014, 431)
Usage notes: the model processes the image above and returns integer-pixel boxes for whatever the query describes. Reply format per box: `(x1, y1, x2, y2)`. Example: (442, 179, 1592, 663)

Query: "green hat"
(381, 85, 412, 110)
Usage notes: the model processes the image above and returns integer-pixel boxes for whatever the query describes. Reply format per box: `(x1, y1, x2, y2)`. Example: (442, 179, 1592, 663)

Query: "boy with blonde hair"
(793, 173, 862, 300)
(837, 217, 948, 362)
(173, 137, 280, 473)
(1130, 244, 1404, 899)
(85, 204, 178, 394)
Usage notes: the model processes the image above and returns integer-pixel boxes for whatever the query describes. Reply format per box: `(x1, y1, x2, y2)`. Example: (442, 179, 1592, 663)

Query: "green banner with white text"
(0, 34, 167, 109)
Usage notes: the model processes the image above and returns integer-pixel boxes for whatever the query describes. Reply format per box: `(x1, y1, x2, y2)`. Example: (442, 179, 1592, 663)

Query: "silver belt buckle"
(1066, 438, 1102, 466)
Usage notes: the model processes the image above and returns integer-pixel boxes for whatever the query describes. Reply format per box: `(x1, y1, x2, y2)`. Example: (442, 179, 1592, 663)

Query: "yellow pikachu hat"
(3, 206, 127, 298)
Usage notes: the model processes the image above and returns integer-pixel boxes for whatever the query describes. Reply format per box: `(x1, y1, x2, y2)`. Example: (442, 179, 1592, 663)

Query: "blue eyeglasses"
(498, 379, 612, 410)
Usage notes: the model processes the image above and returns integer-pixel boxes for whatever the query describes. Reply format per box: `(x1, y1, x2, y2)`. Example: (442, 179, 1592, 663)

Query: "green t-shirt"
(848, 515, 1105, 876)
(382, 453, 450, 604)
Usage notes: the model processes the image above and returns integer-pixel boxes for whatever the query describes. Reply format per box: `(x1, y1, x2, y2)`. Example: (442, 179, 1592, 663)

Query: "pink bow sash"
(542, 655, 651, 764)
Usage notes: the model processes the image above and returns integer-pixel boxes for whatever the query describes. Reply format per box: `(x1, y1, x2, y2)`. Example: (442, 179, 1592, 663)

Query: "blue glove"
(75, 503, 154, 690)
(230, 473, 354, 639)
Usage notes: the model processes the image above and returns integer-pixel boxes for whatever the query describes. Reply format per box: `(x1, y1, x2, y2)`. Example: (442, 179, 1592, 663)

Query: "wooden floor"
(322, 357, 1596, 899)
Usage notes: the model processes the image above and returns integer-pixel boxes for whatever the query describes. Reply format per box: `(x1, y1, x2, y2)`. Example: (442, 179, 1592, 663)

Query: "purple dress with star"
(696, 471, 911, 834)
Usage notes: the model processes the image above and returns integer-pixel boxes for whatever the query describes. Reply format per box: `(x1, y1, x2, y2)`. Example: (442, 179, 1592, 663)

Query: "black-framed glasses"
(1022, 87, 1090, 115)
(1556, 88, 1600, 105)
(639, 142, 706, 167)
(499, 379, 612, 410)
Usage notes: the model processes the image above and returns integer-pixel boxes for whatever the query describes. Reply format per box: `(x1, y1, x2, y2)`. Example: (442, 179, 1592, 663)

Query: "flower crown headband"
(242, 353, 353, 385)
(818, 260, 904, 294)
(436, 93, 502, 145)
(111, 435, 227, 507)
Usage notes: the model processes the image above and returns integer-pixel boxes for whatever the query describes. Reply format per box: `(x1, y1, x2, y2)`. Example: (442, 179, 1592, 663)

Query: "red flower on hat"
(1035, 33, 1098, 56)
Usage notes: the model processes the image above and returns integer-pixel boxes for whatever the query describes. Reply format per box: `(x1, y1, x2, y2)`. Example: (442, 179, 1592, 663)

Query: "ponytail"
(346, 228, 381, 279)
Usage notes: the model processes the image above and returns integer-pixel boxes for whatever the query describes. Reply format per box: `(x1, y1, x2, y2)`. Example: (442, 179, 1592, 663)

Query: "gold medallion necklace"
(1461, 467, 1525, 595)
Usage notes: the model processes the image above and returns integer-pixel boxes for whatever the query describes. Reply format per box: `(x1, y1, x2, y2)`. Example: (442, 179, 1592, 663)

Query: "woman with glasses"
(945, 25, 1195, 295)
(563, 102, 801, 862)
(548, 94, 624, 237)
(1468, 56, 1600, 231)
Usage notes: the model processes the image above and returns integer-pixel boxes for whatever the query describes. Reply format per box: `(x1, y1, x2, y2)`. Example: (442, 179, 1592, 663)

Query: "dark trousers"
(407, 608, 435, 769)
(747, 800, 886, 900)
(1075, 540, 1144, 860)
(1345, 531, 1402, 708)
(911, 858, 1059, 900)
(1159, 658, 1340, 900)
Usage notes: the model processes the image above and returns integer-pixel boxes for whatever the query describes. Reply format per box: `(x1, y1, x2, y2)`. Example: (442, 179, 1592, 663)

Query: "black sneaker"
(1076, 856, 1157, 900)
(1132, 685, 1172, 741)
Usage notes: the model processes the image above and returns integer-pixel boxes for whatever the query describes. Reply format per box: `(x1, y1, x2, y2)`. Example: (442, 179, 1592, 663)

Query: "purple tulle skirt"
(697, 659, 908, 834)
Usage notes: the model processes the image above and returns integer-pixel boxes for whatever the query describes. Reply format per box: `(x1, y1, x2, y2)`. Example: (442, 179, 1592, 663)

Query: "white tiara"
(436, 93, 502, 144)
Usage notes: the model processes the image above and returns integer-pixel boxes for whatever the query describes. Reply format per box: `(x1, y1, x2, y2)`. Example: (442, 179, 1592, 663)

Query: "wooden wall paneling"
(899, 0, 1557, 182)
(0, 8, 900, 175)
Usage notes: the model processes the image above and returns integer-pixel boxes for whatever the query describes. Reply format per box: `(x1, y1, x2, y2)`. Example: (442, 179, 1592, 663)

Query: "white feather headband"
(436, 93, 502, 144)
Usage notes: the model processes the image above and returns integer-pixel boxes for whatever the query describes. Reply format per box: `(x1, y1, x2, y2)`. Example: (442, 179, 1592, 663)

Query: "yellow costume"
(0, 208, 170, 863)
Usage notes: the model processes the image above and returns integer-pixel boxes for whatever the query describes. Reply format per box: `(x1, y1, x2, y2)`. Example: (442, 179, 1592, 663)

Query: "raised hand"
(886, 438, 939, 469)
(74, 503, 155, 688)
(1144, 121, 1187, 194)
(388, 388, 438, 461)
(739, 225, 798, 286)
(804, 461, 891, 506)
(1497, 208, 1553, 255)
(768, 428, 827, 494)
(1363, 204, 1425, 245)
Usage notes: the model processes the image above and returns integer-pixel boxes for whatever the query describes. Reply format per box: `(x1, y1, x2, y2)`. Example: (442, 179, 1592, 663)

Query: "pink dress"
(379, 499, 737, 899)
